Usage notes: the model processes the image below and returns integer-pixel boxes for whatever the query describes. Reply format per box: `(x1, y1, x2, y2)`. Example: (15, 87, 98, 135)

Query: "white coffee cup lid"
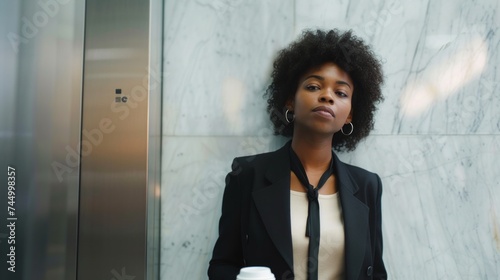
(236, 266, 275, 280)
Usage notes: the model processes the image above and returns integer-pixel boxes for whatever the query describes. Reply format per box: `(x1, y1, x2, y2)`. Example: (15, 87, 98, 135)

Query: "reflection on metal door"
(78, 0, 161, 279)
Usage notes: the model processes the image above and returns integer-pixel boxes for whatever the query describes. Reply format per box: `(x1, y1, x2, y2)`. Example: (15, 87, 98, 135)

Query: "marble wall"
(161, 0, 500, 279)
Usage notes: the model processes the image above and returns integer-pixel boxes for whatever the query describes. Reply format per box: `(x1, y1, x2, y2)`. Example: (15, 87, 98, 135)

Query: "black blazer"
(208, 142, 387, 280)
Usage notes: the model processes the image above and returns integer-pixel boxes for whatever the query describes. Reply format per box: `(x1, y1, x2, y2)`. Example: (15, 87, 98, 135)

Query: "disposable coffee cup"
(236, 266, 275, 280)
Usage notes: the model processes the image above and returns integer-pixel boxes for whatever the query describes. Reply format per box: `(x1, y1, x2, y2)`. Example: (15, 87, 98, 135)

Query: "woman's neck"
(290, 132, 333, 172)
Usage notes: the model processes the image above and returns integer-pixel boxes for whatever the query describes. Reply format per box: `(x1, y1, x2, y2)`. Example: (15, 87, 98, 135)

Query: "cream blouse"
(290, 190, 345, 280)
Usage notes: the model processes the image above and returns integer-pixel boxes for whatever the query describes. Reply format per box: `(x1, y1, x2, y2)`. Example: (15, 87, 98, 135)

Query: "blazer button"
(366, 266, 373, 276)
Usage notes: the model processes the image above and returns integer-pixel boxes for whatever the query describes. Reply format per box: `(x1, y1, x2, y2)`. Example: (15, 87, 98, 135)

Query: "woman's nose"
(319, 90, 334, 104)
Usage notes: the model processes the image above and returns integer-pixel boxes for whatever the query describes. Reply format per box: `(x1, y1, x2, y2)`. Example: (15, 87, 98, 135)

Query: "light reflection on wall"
(222, 77, 245, 134)
(400, 36, 488, 117)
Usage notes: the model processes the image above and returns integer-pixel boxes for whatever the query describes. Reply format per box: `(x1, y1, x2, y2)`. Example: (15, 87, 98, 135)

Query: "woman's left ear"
(345, 111, 353, 124)
(285, 98, 294, 110)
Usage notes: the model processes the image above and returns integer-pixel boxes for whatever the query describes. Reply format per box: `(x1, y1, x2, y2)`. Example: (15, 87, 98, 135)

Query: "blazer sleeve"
(373, 174, 387, 279)
(208, 159, 245, 279)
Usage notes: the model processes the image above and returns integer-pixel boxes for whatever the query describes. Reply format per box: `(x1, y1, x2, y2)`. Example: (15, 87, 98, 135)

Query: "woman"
(208, 29, 386, 280)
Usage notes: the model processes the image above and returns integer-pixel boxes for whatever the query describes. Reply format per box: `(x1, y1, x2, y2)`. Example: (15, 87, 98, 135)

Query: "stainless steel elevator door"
(78, 0, 151, 279)
(0, 1, 85, 279)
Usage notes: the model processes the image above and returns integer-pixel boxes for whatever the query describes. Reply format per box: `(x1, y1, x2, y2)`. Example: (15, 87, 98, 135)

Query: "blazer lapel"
(334, 153, 369, 280)
(251, 142, 294, 272)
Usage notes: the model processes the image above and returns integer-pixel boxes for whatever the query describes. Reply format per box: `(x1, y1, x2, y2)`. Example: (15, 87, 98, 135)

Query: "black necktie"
(289, 147, 334, 280)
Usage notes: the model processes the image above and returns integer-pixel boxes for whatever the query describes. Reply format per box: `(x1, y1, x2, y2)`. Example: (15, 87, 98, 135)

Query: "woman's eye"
(306, 85, 320, 91)
(336, 91, 348, 97)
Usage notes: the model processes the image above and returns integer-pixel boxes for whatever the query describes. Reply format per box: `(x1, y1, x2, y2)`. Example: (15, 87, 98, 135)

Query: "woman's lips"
(312, 106, 335, 118)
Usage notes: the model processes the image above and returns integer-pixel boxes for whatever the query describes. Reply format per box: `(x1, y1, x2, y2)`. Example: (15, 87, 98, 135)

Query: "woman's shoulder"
(343, 162, 378, 177)
(234, 150, 277, 164)
(338, 162, 383, 204)
(232, 142, 290, 170)
(338, 159, 382, 187)
(231, 149, 280, 174)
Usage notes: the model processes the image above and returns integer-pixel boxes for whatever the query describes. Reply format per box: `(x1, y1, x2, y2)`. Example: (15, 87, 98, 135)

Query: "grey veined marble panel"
(162, 0, 294, 137)
(295, 0, 500, 135)
(340, 135, 500, 279)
